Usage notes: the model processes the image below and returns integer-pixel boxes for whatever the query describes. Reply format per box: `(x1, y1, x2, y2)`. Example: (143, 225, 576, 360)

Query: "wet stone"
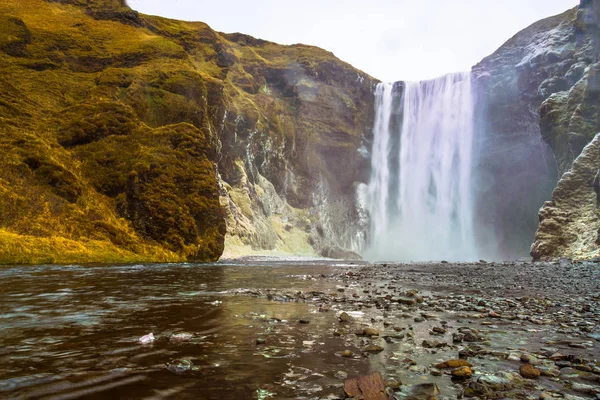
(435, 359, 471, 369)
(344, 372, 389, 400)
(386, 379, 401, 389)
(406, 383, 440, 400)
(169, 332, 193, 342)
(334, 371, 348, 380)
(340, 350, 354, 358)
(451, 366, 472, 379)
(166, 358, 193, 374)
(364, 344, 384, 354)
(363, 327, 380, 337)
(519, 364, 541, 379)
(339, 312, 353, 322)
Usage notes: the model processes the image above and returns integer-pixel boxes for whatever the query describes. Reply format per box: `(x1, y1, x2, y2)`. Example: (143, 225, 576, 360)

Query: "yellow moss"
(0, 229, 181, 265)
(0, 0, 376, 264)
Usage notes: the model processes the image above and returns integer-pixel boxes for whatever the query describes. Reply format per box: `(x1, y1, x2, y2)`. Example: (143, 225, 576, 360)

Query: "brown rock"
(340, 350, 353, 358)
(451, 366, 473, 378)
(365, 344, 384, 354)
(363, 327, 381, 337)
(435, 359, 472, 369)
(339, 312, 353, 322)
(519, 364, 541, 379)
(344, 372, 391, 400)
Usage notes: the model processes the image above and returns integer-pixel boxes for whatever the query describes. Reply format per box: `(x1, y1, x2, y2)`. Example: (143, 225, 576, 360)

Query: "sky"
(127, 0, 579, 82)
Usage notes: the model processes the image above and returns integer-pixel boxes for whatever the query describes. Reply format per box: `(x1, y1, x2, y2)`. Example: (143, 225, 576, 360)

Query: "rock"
(435, 359, 471, 369)
(385, 379, 401, 389)
(405, 383, 440, 400)
(320, 246, 363, 261)
(334, 370, 348, 380)
(507, 352, 521, 361)
(298, 319, 310, 324)
(477, 375, 515, 391)
(463, 332, 481, 342)
(571, 382, 598, 394)
(532, 131, 600, 260)
(422, 340, 446, 348)
(166, 358, 193, 373)
(169, 332, 193, 342)
(138, 333, 155, 344)
(519, 364, 541, 379)
(256, 338, 266, 345)
(339, 312, 353, 322)
(451, 366, 473, 379)
(364, 345, 384, 354)
(398, 298, 417, 306)
(340, 350, 353, 358)
(363, 327, 380, 337)
(344, 372, 390, 400)
(452, 333, 464, 343)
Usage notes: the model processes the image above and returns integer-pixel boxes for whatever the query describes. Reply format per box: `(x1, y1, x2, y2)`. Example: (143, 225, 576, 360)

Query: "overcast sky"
(127, 0, 579, 82)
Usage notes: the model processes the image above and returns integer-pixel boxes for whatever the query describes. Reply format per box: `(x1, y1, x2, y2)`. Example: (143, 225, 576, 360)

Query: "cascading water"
(365, 72, 478, 262)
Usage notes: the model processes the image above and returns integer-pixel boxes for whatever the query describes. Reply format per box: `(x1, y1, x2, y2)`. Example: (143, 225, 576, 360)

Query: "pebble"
(138, 333, 155, 344)
(169, 332, 193, 342)
(166, 358, 193, 373)
(334, 371, 348, 380)
(339, 312, 353, 322)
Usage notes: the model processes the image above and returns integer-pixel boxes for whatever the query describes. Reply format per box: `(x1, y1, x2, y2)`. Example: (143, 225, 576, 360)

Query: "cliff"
(472, 1, 598, 259)
(0, 0, 376, 264)
(529, 0, 600, 260)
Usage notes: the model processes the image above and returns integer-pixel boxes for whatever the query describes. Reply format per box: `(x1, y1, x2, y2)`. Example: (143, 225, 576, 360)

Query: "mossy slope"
(0, 0, 228, 264)
(0, 0, 377, 264)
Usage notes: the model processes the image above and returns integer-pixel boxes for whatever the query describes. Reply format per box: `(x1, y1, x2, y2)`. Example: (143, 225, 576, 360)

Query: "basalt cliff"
(0, 0, 375, 264)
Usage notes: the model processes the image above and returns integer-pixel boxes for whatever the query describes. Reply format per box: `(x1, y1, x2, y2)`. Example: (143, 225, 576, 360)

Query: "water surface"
(0, 260, 369, 399)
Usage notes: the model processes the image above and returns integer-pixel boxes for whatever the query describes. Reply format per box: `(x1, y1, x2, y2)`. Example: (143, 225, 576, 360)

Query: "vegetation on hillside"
(0, 0, 376, 264)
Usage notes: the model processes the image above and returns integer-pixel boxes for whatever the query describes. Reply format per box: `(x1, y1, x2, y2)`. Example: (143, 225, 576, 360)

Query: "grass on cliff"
(0, 0, 228, 265)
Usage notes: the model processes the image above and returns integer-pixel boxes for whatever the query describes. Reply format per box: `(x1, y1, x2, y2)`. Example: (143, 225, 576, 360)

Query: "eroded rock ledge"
(532, 130, 600, 260)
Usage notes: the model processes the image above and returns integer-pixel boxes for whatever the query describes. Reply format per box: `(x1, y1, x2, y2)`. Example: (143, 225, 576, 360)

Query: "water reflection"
(0, 261, 369, 399)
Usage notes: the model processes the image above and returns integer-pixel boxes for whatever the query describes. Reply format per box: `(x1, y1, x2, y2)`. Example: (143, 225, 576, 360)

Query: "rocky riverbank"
(240, 261, 600, 399)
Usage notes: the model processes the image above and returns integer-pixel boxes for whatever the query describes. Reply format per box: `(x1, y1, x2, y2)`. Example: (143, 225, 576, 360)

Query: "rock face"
(528, 0, 600, 260)
(472, 1, 599, 259)
(531, 132, 600, 260)
(0, 0, 375, 264)
(216, 34, 376, 258)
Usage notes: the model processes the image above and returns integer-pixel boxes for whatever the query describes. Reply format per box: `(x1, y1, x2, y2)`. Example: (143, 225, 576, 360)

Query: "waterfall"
(365, 72, 478, 262)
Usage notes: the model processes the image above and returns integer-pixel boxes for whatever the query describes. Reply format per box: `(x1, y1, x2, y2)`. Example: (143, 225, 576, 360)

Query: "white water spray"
(365, 72, 478, 262)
